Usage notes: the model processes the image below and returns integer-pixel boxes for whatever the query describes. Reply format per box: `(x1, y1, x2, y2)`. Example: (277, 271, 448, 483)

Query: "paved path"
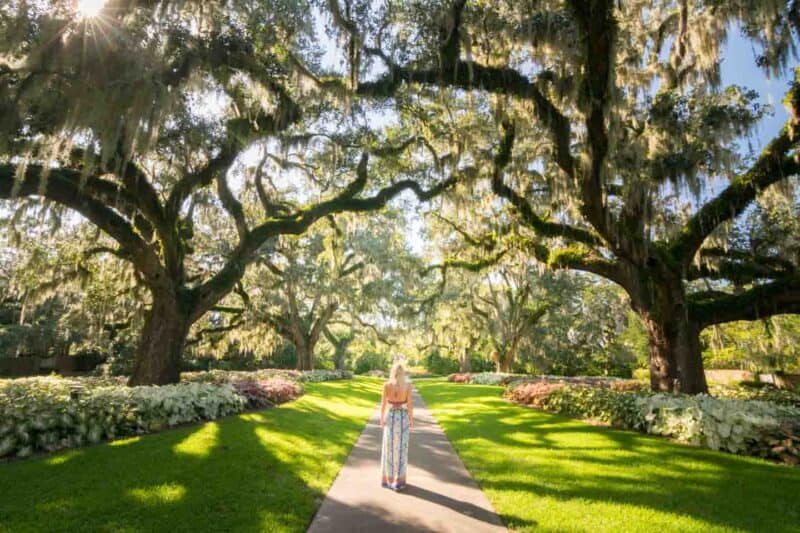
(307, 388, 507, 533)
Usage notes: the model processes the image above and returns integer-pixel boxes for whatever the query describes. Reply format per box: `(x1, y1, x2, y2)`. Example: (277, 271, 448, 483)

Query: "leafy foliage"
(0, 377, 246, 458)
(505, 381, 800, 464)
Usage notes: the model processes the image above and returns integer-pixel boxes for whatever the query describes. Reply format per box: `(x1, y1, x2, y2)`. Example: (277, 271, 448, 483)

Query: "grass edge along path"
(0, 377, 383, 533)
(415, 379, 800, 533)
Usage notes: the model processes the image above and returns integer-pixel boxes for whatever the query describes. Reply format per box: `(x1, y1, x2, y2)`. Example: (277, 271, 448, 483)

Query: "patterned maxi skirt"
(381, 407, 410, 489)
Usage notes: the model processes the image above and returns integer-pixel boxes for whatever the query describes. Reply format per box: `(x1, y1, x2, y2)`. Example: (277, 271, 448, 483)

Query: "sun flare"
(77, 0, 106, 19)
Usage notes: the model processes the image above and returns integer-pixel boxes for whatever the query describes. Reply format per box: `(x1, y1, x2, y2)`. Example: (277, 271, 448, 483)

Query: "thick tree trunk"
(295, 337, 314, 370)
(639, 303, 708, 394)
(496, 350, 514, 373)
(627, 264, 709, 394)
(129, 292, 191, 386)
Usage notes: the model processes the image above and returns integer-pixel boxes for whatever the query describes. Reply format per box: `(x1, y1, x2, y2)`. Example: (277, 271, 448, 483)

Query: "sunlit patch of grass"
(44, 449, 84, 465)
(172, 421, 219, 457)
(109, 436, 141, 446)
(128, 483, 187, 505)
(0, 378, 381, 533)
(417, 380, 800, 533)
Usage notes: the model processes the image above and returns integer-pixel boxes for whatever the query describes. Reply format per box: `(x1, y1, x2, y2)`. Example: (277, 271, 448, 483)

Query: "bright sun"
(77, 0, 106, 18)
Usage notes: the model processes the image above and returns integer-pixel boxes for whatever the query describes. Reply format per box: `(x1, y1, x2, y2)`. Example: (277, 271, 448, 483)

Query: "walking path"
(307, 387, 507, 533)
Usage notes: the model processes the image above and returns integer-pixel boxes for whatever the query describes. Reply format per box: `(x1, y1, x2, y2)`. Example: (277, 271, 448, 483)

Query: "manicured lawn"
(0, 377, 382, 533)
(416, 380, 800, 533)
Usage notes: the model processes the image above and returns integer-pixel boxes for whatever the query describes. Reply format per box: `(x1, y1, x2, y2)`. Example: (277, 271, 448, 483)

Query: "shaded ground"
(0, 378, 381, 533)
(307, 387, 506, 533)
(416, 380, 800, 533)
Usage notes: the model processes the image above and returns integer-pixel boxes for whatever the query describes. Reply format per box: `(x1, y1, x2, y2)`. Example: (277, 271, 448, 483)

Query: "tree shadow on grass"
(416, 381, 800, 533)
(0, 381, 378, 533)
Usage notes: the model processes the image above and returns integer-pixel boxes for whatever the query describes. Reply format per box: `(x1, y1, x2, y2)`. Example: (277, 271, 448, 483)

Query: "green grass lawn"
(0, 377, 382, 533)
(416, 380, 800, 533)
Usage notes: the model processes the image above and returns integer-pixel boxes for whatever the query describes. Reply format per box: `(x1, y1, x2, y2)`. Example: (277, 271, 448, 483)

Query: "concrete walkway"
(307, 387, 507, 533)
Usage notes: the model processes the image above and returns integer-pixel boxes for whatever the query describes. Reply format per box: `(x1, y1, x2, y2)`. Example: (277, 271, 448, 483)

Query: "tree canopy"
(1, 0, 799, 391)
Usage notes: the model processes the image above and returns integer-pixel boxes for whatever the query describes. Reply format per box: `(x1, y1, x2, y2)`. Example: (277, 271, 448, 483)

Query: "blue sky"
(721, 33, 793, 148)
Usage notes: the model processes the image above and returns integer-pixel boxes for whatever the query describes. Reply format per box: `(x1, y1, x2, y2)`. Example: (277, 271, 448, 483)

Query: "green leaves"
(0, 376, 247, 459)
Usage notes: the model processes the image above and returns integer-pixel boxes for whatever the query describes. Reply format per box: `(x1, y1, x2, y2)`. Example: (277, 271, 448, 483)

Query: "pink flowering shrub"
(447, 373, 471, 383)
(231, 378, 303, 409)
(505, 382, 566, 407)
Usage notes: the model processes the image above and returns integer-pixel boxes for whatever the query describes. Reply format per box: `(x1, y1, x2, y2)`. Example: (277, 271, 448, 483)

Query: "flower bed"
(448, 372, 644, 390)
(231, 378, 303, 408)
(182, 368, 351, 384)
(0, 368, 327, 460)
(504, 381, 800, 465)
(182, 369, 303, 384)
(0, 377, 246, 459)
(298, 369, 353, 382)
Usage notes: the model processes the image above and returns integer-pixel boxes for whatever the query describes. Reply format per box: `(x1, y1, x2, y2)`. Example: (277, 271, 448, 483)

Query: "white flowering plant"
(0, 377, 245, 459)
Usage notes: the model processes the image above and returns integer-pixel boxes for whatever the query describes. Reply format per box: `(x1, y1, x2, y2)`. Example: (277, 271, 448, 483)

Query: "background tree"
(240, 208, 417, 370)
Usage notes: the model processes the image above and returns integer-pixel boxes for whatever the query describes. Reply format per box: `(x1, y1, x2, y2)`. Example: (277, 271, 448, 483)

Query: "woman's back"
(384, 382, 410, 404)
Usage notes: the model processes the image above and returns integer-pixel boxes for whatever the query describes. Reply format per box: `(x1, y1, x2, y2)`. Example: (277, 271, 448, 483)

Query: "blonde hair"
(388, 361, 408, 389)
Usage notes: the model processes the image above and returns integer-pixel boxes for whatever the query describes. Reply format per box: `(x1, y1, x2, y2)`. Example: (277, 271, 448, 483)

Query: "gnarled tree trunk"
(632, 271, 708, 394)
(129, 291, 191, 386)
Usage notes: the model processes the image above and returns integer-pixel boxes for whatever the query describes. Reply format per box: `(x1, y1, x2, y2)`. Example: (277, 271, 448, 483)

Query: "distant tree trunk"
(295, 340, 314, 370)
(129, 291, 191, 386)
(459, 346, 471, 372)
(323, 327, 353, 370)
(496, 347, 516, 373)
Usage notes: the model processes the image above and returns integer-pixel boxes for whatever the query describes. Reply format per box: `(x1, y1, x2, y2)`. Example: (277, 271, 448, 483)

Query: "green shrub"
(0, 377, 246, 459)
(468, 353, 495, 373)
(425, 351, 459, 375)
(637, 394, 800, 462)
(353, 350, 389, 374)
(504, 380, 800, 464)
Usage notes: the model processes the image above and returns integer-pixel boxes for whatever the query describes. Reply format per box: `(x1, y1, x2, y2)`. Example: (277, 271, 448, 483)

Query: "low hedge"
(505, 381, 800, 465)
(182, 368, 352, 384)
(448, 372, 645, 390)
(0, 369, 324, 460)
(0, 378, 246, 459)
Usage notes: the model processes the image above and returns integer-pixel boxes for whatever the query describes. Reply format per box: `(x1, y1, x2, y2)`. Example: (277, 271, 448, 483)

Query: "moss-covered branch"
(690, 277, 800, 328)
(687, 247, 796, 283)
(0, 164, 163, 280)
(356, 62, 575, 178)
(490, 122, 602, 247)
(671, 74, 800, 264)
(570, 0, 618, 246)
(189, 156, 458, 318)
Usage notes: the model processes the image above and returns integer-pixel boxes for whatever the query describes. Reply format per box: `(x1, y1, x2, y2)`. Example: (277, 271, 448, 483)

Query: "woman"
(380, 362, 414, 490)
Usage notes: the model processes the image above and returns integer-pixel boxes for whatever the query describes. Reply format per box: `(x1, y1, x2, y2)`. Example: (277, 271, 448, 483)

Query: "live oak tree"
(468, 261, 551, 373)
(242, 209, 416, 370)
(0, 1, 454, 384)
(312, 0, 800, 393)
